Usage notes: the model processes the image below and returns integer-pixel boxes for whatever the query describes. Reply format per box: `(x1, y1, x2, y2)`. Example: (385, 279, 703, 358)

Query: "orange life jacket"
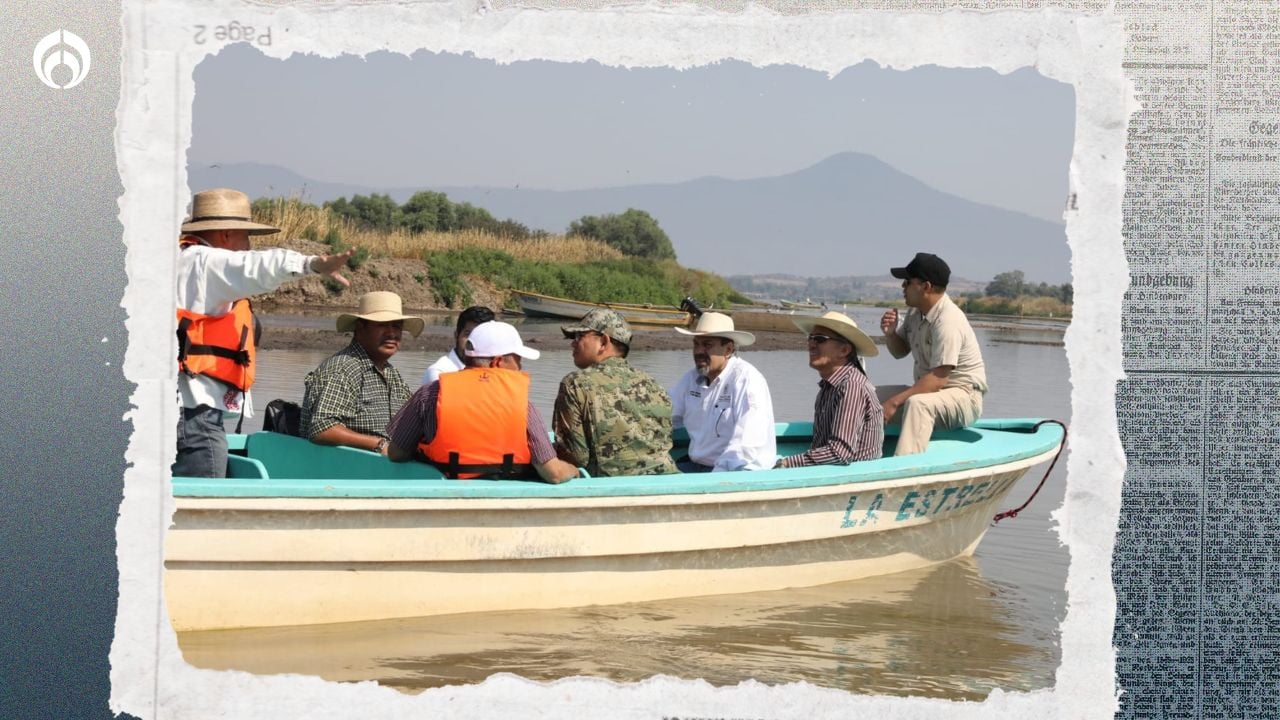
(421, 367, 533, 479)
(176, 236, 259, 392)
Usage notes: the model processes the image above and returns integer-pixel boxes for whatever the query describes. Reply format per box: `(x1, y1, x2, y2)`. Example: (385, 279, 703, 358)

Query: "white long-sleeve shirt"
(176, 242, 313, 416)
(421, 348, 464, 386)
(669, 354, 777, 471)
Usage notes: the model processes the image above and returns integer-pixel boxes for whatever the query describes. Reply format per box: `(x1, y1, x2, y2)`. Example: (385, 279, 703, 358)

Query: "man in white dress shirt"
(175, 187, 354, 478)
(422, 305, 495, 386)
(669, 312, 777, 472)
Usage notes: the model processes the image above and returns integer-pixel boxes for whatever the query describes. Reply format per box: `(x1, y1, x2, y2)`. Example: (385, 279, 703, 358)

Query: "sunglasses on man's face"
(807, 334, 834, 345)
(570, 330, 603, 342)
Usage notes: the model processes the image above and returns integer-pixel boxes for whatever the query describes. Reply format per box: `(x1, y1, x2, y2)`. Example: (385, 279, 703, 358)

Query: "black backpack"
(262, 399, 302, 436)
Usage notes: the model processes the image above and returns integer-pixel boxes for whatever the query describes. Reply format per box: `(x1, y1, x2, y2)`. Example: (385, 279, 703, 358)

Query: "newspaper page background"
(97, 1, 1243, 718)
(1111, 1, 1280, 718)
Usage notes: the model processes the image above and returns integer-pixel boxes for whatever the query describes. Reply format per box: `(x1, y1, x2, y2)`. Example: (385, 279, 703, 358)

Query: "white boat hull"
(165, 450, 1051, 631)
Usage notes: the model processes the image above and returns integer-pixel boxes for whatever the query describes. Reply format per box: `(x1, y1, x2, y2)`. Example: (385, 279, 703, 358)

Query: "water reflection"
(178, 557, 1050, 699)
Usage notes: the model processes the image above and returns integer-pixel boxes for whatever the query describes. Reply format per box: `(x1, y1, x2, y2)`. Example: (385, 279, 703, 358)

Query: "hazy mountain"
(189, 152, 1069, 282)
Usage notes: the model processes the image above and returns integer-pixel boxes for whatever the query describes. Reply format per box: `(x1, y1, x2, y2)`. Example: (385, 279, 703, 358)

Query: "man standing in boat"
(422, 305, 495, 386)
(175, 187, 354, 478)
(878, 252, 988, 456)
(299, 292, 422, 455)
(669, 312, 777, 471)
(775, 311, 883, 468)
(553, 309, 678, 477)
(385, 321, 578, 483)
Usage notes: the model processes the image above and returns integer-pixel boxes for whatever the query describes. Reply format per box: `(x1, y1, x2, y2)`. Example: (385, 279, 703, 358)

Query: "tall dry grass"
(251, 199, 623, 265)
(962, 294, 1072, 318)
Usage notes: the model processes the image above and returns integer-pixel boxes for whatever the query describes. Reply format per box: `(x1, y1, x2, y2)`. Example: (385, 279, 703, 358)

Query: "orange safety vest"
(421, 367, 533, 479)
(176, 236, 259, 392)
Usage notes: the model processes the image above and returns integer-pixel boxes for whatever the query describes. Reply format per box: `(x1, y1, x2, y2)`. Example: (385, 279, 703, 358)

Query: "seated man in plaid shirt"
(300, 291, 423, 455)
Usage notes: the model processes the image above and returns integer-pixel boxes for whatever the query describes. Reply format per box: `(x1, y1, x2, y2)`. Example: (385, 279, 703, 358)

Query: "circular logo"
(33, 30, 91, 89)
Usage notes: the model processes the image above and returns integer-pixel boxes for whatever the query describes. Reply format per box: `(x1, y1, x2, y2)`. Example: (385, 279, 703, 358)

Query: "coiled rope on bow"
(992, 419, 1068, 525)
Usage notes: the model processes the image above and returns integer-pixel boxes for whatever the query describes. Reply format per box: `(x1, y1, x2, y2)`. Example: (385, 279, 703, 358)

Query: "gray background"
(1, 3, 130, 719)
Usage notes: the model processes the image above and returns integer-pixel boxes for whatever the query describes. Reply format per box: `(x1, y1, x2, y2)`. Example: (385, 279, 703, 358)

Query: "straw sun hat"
(180, 188, 280, 235)
(336, 292, 425, 337)
(792, 311, 879, 357)
(674, 312, 755, 346)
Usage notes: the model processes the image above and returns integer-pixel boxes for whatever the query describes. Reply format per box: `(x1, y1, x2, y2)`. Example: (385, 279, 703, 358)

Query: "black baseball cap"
(890, 252, 951, 287)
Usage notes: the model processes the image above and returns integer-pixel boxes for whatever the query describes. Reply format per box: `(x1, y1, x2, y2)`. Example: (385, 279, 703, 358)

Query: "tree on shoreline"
(985, 269, 1071, 303)
(567, 209, 677, 261)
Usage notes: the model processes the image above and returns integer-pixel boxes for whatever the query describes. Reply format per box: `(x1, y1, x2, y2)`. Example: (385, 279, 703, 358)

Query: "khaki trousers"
(877, 385, 983, 456)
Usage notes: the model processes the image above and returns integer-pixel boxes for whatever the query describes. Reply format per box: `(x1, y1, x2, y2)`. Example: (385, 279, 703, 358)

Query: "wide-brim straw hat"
(674, 311, 755, 347)
(180, 188, 280, 235)
(336, 291, 425, 337)
(793, 311, 879, 357)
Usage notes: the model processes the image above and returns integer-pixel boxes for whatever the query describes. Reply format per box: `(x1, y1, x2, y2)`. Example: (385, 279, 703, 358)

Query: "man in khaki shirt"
(878, 252, 988, 455)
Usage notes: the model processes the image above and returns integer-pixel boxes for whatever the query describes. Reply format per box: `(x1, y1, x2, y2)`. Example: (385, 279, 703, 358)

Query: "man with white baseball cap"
(669, 312, 776, 472)
(386, 321, 578, 483)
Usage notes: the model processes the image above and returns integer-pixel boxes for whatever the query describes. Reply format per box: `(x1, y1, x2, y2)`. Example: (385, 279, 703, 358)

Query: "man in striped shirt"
(776, 311, 884, 468)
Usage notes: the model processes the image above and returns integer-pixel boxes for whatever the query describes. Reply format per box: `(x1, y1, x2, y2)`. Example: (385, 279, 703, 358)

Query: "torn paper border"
(112, 2, 1129, 717)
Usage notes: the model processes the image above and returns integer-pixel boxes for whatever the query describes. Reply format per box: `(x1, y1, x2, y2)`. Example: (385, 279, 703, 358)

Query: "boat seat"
(225, 454, 268, 479)
(244, 431, 443, 480)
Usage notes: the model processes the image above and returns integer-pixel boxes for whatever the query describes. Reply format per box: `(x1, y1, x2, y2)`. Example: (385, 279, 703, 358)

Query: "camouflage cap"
(561, 308, 633, 345)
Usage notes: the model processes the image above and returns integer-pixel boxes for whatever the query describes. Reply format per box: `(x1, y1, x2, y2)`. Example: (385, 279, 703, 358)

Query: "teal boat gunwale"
(172, 419, 1064, 500)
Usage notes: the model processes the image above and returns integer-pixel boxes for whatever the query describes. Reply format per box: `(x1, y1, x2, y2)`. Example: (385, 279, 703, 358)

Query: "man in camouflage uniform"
(553, 308, 678, 477)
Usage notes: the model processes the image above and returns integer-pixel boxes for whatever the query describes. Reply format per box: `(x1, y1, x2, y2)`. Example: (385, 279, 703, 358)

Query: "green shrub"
(567, 209, 676, 260)
(324, 227, 345, 251)
(346, 246, 370, 270)
(423, 247, 745, 309)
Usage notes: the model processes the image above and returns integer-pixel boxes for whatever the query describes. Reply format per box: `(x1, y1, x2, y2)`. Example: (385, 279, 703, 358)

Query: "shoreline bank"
(257, 314, 1065, 352)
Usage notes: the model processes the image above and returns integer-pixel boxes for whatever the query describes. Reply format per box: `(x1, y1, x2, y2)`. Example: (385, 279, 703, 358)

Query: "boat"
(725, 308, 809, 333)
(165, 419, 1065, 631)
(512, 289, 691, 326)
(779, 298, 824, 311)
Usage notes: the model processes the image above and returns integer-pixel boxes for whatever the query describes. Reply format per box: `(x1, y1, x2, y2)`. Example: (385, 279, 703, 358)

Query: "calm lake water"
(178, 307, 1071, 700)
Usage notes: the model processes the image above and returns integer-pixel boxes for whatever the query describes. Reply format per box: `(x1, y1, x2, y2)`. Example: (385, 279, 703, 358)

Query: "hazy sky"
(191, 44, 1074, 223)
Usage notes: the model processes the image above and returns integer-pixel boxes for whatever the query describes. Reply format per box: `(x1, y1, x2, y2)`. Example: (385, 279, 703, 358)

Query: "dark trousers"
(173, 405, 227, 478)
(675, 457, 713, 474)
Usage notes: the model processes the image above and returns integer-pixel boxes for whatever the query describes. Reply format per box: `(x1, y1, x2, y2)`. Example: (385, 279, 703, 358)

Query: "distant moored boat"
(779, 298, 824, 311)
(512, 289, 691, 326)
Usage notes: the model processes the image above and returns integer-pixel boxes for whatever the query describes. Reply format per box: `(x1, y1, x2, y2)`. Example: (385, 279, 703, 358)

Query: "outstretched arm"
(308, 248, 356, 287)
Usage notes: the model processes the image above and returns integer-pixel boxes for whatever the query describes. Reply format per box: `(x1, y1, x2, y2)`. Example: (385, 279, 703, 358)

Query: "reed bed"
(250, 199, 623, 265)
(961, 295, 1073, 318)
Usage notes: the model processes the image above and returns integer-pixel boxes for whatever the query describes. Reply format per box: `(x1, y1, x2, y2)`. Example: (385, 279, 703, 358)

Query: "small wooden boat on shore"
(166, 419, 1064, 631)
(779, 298, 824, 311)
(512, 290, 691, 326)
(725, 308, 808, 333)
